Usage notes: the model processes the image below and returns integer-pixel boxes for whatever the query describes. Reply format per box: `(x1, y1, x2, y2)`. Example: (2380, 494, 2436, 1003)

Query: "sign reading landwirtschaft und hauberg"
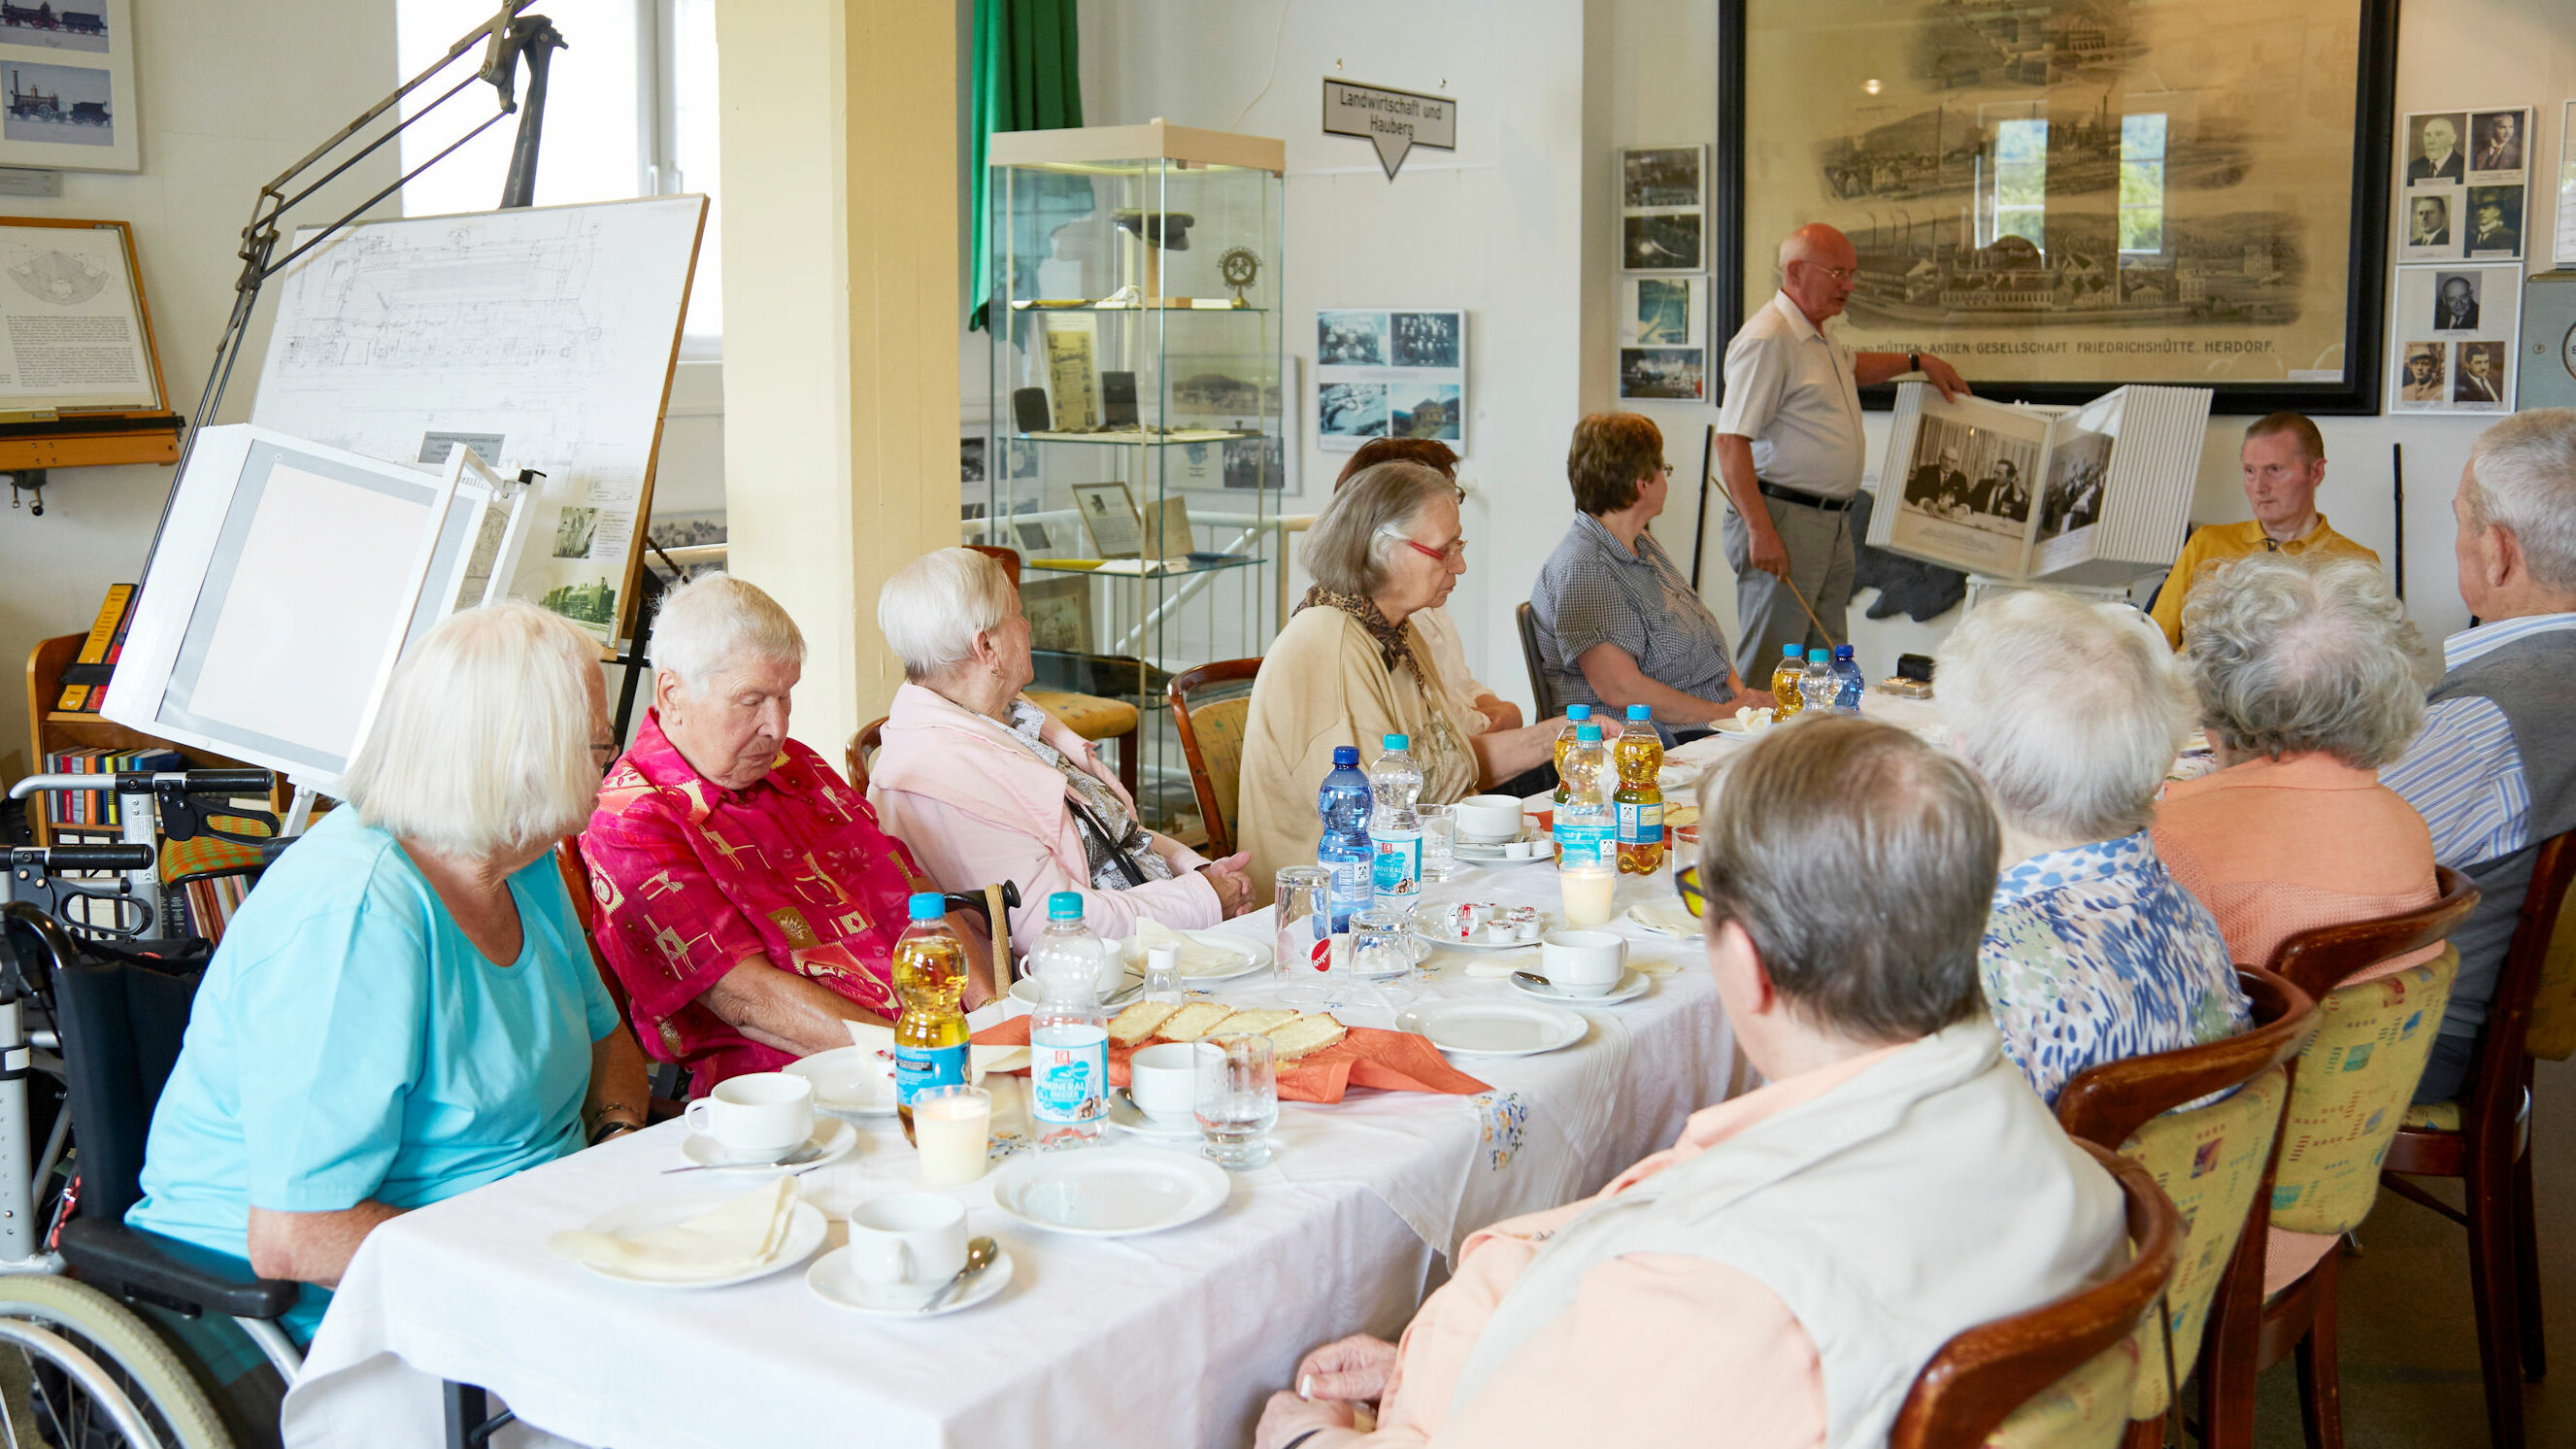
(1323, 79, 1455, 181)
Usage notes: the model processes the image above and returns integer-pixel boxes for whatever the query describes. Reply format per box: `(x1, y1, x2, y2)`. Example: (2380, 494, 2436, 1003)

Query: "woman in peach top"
(1255, 719, 2124, 1449)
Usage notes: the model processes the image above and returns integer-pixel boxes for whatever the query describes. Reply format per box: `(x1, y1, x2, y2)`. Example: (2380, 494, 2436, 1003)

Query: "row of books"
(39, 748, 184, 828)
(56, 582, 138, 714)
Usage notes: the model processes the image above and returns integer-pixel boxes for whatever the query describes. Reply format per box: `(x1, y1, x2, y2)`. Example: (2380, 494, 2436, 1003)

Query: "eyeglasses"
(1400, 536, 1469, 563)
(1801, 264, 1859, 283)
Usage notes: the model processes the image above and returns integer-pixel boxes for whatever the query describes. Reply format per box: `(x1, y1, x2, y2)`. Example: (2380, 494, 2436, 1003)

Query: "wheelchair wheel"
(0, 1273, 232, 1448)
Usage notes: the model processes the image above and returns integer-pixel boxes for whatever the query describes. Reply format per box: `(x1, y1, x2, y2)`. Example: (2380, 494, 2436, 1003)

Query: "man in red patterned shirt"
(582, 576, 993, 1093)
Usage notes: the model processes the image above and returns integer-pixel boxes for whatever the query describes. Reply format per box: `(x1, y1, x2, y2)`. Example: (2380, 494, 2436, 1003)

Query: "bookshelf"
(22, 633, 280, 847)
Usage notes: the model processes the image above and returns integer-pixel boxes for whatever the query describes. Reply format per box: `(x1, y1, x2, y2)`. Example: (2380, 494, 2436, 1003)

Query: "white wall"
(0, 2, 400, 775)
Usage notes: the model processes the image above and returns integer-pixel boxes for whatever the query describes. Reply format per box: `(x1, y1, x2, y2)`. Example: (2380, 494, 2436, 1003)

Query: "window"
(395, 0, 720, 350)
(1989, 117, 2047, 252)
(2119, 113, 2166, 254)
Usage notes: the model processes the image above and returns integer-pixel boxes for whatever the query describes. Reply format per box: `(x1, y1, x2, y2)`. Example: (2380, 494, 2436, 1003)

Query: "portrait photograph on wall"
(1720, 0, 2396, 410)
(2388, 260, 2521, 414)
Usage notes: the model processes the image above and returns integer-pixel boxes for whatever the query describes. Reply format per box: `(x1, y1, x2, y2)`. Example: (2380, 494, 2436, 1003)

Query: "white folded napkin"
(1628, 898, 1704, 940)
(548, 1177, 798, 1283)
(1128, 918, 1243, 976)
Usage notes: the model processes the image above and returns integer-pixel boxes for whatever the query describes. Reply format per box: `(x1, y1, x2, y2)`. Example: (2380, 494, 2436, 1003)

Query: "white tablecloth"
(284, 860, 1737, 1449)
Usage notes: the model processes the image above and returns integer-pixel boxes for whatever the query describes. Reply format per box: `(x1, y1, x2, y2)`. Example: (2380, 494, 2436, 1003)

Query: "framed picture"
(1069, 479, 1143, 556)
(0, 218, 166, 414)
(0, 0, 136, 173)
(1313, 308, 1467, 455)
(2388, 262, 2520, 415)
(1619, 276, 1706, 349)
(1718, 0, 2398, 412)
(1021, 575, 1094, 654)
(2557, 102, 2576, 268)
(1621, 146, 1707, 275)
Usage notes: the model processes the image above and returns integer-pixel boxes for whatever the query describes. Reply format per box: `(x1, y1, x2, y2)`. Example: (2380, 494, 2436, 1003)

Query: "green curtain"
(969, 0, 1086, 331)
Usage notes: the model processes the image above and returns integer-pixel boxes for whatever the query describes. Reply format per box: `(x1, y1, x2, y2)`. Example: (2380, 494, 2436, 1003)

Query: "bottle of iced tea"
(1614, 705, 1664, 875)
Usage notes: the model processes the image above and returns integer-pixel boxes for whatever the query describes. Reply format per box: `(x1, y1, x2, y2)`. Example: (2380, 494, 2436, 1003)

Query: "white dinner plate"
(678, 1118, 859, 1175)
(1451, 838, 1551, 865)
(1509, 967, 1652, 1007)
(1009, 966, 1144, 1010)
(1119, 930, 1273, 982)
(1106, 1092, 1201, 1141)
(569, 1195, 827, 1290)
(805, 1243, 1016, 1318)
(1396, 999, 1589, 1058)
(988, 1146, 1233, 1237)
(1411, 912, 1555, 953)
(1625, 898, 1704, 939)
(786, 1046, 895, 1116)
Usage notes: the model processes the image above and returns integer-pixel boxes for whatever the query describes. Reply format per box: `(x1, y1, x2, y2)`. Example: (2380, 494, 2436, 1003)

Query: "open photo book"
(1869, 382, 2215, 587)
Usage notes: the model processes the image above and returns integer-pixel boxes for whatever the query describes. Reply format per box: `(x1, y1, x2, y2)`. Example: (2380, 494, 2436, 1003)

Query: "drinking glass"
(1195, 1032, 1278, 1170)
(1418, 803, 1458, 882)
(1348, 908, 1422, 1009)
(1273, 865, 1333, 1008)
(911, 1084, 992, 1187)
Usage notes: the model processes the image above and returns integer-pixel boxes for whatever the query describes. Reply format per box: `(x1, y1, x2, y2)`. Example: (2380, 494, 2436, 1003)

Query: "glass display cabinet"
(982, 121, 1287, 831)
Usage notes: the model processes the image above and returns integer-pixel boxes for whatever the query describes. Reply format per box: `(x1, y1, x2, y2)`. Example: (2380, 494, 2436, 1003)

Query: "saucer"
(1106, 1092, 1201, 1140)
(805, 1243, 1016, 1317)
(678, 1118, 859, 1174)
(786, 1045, 896, 1116)
(1509, 967, 1652, 1006)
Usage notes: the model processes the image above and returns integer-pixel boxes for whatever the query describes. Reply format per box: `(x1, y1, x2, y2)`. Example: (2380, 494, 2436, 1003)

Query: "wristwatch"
(590, 1118, 642, 1146)
(1907, 351, 1921, 373)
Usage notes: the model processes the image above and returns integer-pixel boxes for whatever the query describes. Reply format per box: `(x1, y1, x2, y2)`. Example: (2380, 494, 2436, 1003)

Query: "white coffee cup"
(846, 1193, 967, 1290)
(1539, 929, 1627, 996)
(1128, 1042, 1198, 1124)
(1455, 794, 1524, 843)
(683, 1072, 815, 1155)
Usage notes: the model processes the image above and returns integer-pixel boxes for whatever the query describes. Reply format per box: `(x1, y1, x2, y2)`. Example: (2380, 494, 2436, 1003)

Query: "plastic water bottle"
(1831, 644, 1865, 712)
(1026, 892, 1108, 1148)
(1554, 702, 1594, 782)
(1803, 648, 1835, 716)
(1556, 724, 1614, 871)
(1615, 705, 1664, 875)
(1770, 642, 1807, 717)
(1367, 733, 1424, 917)
(1317, 745, 1374, 931)
(890, 893, 969, 1146)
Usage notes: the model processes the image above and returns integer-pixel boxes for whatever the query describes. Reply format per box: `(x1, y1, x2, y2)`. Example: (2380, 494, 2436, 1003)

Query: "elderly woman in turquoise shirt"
(126, 601, 650, 1347)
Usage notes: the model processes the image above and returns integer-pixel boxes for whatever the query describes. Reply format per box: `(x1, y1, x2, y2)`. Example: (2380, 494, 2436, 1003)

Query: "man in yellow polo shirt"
(2149, 412, 2380, 648)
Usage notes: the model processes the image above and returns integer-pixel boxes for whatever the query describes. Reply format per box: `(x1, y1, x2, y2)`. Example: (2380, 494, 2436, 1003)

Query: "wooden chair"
(2381, 830, 2576, 1449)
(846, 716, 887, 794)
(2211, 867, 2480, 1449)
(1166, 658, 1261, 857)
(552, 838, 687, 1119)
(971, 542, 1142, 796)
(1514, 601, 1562, 722)
(1889, 1141, 2184, 1449)
(2054, 966, 2322, 1449)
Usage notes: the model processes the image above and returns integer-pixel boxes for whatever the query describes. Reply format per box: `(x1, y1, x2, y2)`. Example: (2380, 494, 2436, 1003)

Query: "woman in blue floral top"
(1936, 590, 2252, 1104)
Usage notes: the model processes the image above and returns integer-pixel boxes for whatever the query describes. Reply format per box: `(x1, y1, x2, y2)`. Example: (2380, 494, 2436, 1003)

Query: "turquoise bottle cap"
(907, 892, 945, 921)
(1048, 891, 1084, 921)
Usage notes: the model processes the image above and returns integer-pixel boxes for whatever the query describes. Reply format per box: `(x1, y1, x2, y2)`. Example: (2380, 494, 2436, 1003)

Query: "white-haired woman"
(1236, 462, 1572, 893)
(127, 602, 649, 1345)
(582, 575, 988, 1095)
(869, 549, 1255, 948)
(1935, 590, 2251, 1105)
(2157, 554, 2439, 969)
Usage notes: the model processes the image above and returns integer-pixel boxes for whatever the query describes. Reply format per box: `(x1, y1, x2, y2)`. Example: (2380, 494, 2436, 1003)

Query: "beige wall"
(718, 0, 958, 758)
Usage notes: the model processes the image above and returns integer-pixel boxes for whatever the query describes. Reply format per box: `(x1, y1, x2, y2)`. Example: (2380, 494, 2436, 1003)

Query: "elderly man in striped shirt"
(2381, 409, 2576, 1104)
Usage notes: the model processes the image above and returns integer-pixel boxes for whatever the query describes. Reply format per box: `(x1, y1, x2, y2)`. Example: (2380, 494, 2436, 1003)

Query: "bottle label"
(1556, 822, 1612, 869)
(1324, 857, 1372, 929)
(893, 1042, 967, 1107)
(1616, 800, 1663, 845)
(1371, 829, 1422, 905)
(1029, 1028, 1107, 1124)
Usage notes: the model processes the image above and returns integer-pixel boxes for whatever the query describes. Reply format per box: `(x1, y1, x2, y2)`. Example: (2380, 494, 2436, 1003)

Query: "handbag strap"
(1063, 792, 1151, 889)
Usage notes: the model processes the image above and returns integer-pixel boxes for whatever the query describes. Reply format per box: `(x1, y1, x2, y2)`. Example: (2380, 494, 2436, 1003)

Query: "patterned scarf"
(1005, 701, 1175, 891)
(1295, 585, 1417, 674)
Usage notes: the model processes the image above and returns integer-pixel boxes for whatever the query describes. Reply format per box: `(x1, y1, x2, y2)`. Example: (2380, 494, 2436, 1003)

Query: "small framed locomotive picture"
(0, 0, 139, 174)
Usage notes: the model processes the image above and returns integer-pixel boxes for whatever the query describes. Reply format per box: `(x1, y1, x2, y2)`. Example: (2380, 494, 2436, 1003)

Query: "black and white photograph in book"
(1623, 147, 1703, 209)
(1618, 347, 1704, 401)
(1389, 311, 1460, 368)
(1318, 311, 1387, 365)
(1897, 415, 2040, 538)
(2035, 428, 2113, 545)
(1622, 212, 1701, 272)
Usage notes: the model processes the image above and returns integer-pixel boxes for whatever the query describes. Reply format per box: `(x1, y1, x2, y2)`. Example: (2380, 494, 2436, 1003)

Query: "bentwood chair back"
(1514, 602, 1562, 722)
(847, 717, 888, 794)
(553, 837, 687, 1119)
(2382, 829, 2576, 1449)
(2053, 966, 2319, 1447)
(2219, 866, 2479, 1449)
(1166, 658, 1262, 857)
(1889, 1141, 2182, 1449)
(969, 543, 1145, 796)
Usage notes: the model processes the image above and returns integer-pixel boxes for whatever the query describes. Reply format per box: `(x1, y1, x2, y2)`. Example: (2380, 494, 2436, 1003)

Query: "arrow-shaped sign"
(1322, 80, 1456, 181)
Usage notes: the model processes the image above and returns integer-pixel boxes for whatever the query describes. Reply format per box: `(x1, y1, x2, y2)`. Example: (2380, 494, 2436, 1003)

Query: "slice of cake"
(1205, 1007, 1296, 1037)
(1106, 999, 1182, 1048)
(1154, 1001, 1241, 1042)
(1265, 1012, 1349, 1061)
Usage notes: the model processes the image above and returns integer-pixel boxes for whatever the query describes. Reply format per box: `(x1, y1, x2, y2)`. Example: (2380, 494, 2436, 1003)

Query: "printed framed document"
(1070, 480, 1144, 556)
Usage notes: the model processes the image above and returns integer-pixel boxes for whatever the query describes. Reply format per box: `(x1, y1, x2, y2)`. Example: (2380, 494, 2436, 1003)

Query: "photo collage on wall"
(2392, 106, 2527, 414)
(1314, 308, 1467, 455)
(1618, 145, 1707, 401)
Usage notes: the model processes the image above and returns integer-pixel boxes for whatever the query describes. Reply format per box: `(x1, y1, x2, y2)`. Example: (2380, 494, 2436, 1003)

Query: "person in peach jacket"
(868, 549, 1255, 953)
(1255, 718, 2124, 1449)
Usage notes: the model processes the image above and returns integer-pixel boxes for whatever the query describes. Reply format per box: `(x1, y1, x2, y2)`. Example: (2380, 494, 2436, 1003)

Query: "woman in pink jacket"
(868, 549, 1255, 953)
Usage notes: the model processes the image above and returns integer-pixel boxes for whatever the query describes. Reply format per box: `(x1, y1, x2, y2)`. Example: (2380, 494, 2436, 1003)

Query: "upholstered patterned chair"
(1890, 1141, 2182, 1449)
(1166, 658, 1261, 857)
(2055, 967, 2320, 1449)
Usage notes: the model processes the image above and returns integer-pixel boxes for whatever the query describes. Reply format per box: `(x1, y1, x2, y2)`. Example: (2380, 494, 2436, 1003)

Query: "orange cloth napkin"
(968, 1017, 1489, 1105)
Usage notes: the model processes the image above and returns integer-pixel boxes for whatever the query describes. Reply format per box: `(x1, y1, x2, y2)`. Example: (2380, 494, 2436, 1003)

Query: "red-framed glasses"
(1400, 536, 1468, 563)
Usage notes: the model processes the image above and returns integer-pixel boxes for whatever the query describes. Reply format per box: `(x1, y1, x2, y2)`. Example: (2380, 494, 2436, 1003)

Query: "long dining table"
(280, 744, 1752, 1449)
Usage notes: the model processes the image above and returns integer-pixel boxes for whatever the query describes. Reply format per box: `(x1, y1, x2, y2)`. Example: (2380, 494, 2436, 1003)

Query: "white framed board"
(248, 194, 708, 641)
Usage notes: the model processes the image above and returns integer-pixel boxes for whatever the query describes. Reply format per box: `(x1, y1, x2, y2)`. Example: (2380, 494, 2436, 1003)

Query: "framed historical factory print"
(1719, 0, 2397, 412)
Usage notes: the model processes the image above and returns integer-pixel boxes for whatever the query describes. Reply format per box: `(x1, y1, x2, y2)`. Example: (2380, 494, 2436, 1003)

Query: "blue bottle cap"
(1782, 643, 1803, 658)
(1566, 703, 1591, 720)
(1048, 891, 1085, 922)
(1384, 733, 1409, 750)
(1331, 745, 1359, 766)
(907, 892, 945, 921)
(1576, 724, 1603, 742)
(1625, 704, 1652, 721)
(1809, 647, 1830, 663)
(1834, 644, 1856, 660)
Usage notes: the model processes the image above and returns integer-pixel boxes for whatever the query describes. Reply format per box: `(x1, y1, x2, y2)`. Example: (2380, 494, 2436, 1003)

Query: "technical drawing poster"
(249, 195, 707, 640)
(0, 221, 156, 409)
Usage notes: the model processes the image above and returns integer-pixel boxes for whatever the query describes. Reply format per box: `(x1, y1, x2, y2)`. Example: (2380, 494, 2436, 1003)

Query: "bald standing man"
(1715, 224, 1971, 679)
